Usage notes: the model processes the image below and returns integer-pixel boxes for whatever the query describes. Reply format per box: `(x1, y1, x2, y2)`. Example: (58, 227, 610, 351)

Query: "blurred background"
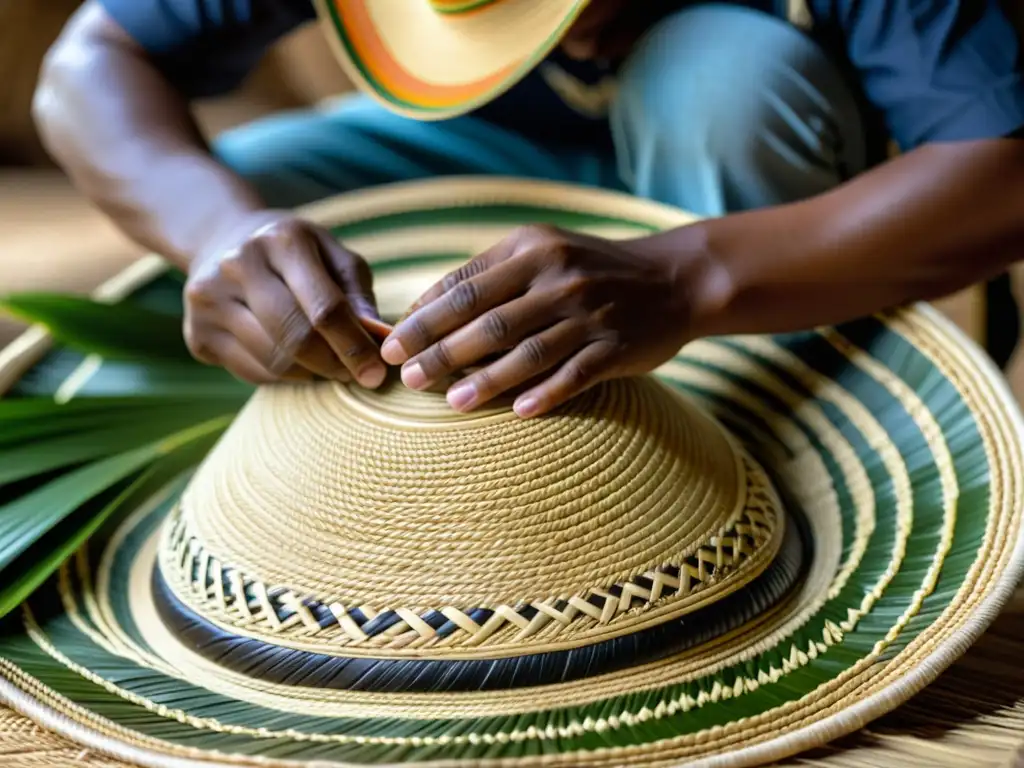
(1, 2, 1021, 398)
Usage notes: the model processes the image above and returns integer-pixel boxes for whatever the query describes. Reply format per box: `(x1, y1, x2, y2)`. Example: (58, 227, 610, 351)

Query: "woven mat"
(1, 588, 1022, 768)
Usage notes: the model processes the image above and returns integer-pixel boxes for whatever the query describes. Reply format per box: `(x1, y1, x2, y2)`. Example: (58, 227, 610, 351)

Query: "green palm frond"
(0, 293, 192, 363)
(0, 281, 250, 620)
(0, 400, 237, 485)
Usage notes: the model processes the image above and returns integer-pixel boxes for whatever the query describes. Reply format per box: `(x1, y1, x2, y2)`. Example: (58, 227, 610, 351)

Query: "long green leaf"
(0, 293, 191, 363)
(10, 354, 252, 401)
(0, 397, 240, 447)
(0, 447, 165, 572)
(0, 395, 240, 422)
(0, 417, 227, 618)
(0, 414, 230, 574)
(0, 402, 236, 484)
(0, 396, 165, 420)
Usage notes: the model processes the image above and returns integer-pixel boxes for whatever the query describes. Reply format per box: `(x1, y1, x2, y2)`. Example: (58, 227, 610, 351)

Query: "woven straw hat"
(312, 0, 588, 118)
(1, 178, 1024, 768)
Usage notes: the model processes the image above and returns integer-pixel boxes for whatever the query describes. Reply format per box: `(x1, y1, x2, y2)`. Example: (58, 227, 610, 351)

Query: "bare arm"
(32, 1, 387, 388)
(674, 137, 1024, 338)
(32, 1, 264, 271)
(376, 136, 1024, 418)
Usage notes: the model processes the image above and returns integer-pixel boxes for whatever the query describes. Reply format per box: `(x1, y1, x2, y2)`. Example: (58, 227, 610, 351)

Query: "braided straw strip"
(159, 456, 781, 653)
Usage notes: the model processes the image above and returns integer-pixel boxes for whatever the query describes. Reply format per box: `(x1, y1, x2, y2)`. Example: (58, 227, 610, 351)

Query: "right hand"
(183, 211, 387, 388)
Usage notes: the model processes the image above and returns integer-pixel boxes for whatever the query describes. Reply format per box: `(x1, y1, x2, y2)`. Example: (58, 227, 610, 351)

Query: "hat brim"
(1, 178, 1024, 767)
(313, 0, 590, 120)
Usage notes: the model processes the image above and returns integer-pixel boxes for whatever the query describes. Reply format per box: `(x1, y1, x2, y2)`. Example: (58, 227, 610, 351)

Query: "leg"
(612, 6, 1020, 370)
(610, 5, 868, 216)
(212, 95, 622, 209)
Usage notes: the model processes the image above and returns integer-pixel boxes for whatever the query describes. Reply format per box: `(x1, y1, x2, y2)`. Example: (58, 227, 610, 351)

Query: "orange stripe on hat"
(333, 0, 520, 109)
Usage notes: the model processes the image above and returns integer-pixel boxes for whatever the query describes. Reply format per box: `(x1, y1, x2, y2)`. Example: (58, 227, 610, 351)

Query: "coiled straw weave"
(2, 178, 1023, 768)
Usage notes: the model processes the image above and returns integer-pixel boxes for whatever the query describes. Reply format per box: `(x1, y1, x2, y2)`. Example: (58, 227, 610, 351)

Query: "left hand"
(379, 224, 709, 418)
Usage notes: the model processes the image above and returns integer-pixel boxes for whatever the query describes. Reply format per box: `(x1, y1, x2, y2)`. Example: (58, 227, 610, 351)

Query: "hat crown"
(160, 375, 787, 655)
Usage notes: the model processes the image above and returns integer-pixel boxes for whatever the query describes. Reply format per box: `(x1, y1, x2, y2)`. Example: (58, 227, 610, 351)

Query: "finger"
(411, 251, 501, 314)
(223, 302, 351, 383)
(399, 289, 562, 391)
(236, 257, 320, 375)
(382, 254, 537, 367)
(511, 340, 617, 419)
(204, 331, 313, 386)
(402, 236, 522, 318)
(264, 231, 386, 388)
(186, 313, 316, 383)
(443, 319, 590, 412)
(383, 233, 529, 363)
(315, 232, 381, 322)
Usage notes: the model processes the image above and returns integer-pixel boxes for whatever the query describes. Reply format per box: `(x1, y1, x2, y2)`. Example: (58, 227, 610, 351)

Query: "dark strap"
(984, 273, 1019, 372)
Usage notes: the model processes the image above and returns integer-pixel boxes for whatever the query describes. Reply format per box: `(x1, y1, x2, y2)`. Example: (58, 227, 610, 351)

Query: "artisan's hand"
(380, 224, 708, 418)
(183, 212, 387, 387)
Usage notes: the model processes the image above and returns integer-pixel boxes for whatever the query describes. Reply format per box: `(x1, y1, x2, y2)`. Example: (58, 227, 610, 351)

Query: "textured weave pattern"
(161, 453, 780, 655)
(8, 585, 1024, 765)
(0, 711, 123, 767)
(4, 587, 1024, 767)
(178, 374, 753, 613)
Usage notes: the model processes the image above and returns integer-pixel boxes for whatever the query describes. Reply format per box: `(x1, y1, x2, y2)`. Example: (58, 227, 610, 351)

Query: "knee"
(611, 5, 865, 213)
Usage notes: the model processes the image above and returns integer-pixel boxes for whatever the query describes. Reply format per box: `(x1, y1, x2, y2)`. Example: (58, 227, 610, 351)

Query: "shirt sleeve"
(97, 0, 316, 98)
(825, 0, 1024, 150)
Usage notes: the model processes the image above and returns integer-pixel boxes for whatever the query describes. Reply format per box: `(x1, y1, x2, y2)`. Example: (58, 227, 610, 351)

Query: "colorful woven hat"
(1, 178, 1024, 768)
(312, 0, 589, 118)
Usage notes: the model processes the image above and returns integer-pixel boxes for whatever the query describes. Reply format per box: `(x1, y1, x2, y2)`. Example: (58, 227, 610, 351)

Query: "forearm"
(32, 3, 264, 272)
(646, 138, 1024, 338)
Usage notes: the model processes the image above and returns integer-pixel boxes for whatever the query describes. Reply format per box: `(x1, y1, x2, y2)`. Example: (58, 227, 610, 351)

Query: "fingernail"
(381, 338, 407, 365)
(447, 381, 477, 411)
(514, 397, 539, 418)
(358, 362, 387, 389)
(401, 362, 428, 390)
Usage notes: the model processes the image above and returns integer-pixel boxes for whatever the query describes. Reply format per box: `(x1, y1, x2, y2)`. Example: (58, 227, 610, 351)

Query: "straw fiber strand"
(0, 710, 123, 767)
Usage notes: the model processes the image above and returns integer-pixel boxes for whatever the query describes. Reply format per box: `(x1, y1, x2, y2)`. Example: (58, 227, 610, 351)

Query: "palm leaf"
(0, 397, 237, 446)
(11, 356, 253, 401)
(0, 293, 191, 362)
(1, 292, 252, 401)
(0, 445, 168, 574)
(0, 402, 237, 484)
(0, 280, 251, 618)
(0, 416, 229, 618)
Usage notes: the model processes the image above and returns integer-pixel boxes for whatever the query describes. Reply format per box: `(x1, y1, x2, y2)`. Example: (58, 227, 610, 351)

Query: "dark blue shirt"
(99, 0, 1024, 162)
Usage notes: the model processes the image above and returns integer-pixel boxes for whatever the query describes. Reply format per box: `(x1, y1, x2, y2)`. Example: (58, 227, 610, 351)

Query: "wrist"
(124, 154, 267, 274)
(630, 220, 737, 341)
(187, 204, 281, 275)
